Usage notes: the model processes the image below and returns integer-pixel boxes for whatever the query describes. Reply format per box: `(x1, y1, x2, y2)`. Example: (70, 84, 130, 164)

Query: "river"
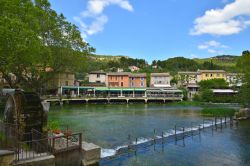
(48, 103, 250, 165)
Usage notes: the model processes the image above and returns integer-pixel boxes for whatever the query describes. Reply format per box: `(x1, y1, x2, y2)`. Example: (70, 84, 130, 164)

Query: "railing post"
(66, 135, 69, 150)
(52, 137, 55, 153)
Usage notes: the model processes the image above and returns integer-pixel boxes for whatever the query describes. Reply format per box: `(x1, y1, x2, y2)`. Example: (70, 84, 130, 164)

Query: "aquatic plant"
(201, 108, 237, 117)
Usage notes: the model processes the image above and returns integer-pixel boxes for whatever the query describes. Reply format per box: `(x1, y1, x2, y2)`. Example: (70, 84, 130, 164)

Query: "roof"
(198, 70, 226, 73)
(151, 73, 170, 77)
(107, 72, 131, 76)
(89, 71, 106, 74)
(187, 84, 200, 88)
(178, 71, 199, 75)
(153, 84, 172, 88)
(130, 73, 146, 77)
(212, 89, 238, 93)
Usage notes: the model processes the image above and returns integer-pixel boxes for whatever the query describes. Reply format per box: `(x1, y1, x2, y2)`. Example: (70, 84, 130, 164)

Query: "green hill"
(194, 55, 239, 67)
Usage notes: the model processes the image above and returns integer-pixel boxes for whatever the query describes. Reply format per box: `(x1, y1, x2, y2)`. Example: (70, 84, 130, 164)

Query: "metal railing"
(50, 132, 82, 154)
(15, 137, 50, 162)
(0, 122, 18, 150)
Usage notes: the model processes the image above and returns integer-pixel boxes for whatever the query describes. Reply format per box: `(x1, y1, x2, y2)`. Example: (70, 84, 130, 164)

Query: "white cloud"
(86, 15, 108, 35)
(74, 0, 133, 38)
(198, 40, 229, 54)
(190, 0, 250, 36)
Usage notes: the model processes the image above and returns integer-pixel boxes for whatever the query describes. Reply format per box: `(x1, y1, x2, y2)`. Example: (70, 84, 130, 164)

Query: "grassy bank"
(167, 101, 203, 106)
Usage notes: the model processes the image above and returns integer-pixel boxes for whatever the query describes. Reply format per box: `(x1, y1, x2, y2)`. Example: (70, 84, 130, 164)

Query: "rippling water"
(49, 104, 250, 165)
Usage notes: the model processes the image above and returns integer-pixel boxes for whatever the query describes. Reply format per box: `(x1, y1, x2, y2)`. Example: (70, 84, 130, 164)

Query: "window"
(121, 76, 123, 80)
(131, 82, 134, 87)
(141, 77, 144, 81)
(65, 81, 68, 86)
(97, 74, 100, 78)
(116, 76, 118, 80)
(110, 76, 112, 80)
(121, 82, 123, 87)
(141, 82, 144, 87)
(210, 74, 213, 77)
(205, 74, 208, 77)
(131, 77, 134, 80)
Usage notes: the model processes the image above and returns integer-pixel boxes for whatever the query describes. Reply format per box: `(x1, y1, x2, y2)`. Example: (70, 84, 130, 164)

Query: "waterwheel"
(3, 90, 47, 141)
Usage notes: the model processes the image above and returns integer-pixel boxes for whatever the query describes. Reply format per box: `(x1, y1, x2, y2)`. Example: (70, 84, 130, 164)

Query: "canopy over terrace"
(59, 86, 183, 98)
(60, 86, 147, 97)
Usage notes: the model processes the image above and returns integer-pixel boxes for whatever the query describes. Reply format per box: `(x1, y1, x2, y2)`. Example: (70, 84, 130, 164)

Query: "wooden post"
(162, 131, 164, 144)
(174, 125, 177, 142)
(191, 122, 193, 137)
(182, 127, 185, 140)
(215, 117, 217, 130)
(203, 119, 205, 129)
(220, 117, 222, 129)
(153, 129, 156, 144)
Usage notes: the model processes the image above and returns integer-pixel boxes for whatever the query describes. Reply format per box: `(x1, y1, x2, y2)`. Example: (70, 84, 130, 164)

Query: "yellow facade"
(46, 72, 75, 89)
(198, 70, 226, 81)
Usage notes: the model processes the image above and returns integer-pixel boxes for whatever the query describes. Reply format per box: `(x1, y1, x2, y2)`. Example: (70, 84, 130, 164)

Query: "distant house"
(198, 70, 226, 81)
(129, 66, 140, 72)
(107, 72, 130, 87)
(88, 71, 106, 84)
(178, 71, 200, 86)
(129, 73, 147, 88)
(46, 72, 75, 93)
(150, 73, 171, 88)
(226, 73, 242, 87)
(117, 68, 124, 72)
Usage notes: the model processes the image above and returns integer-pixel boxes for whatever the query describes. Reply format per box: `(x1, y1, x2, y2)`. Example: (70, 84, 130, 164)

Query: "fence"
(50, 132, 82, 154)
(102, 116, 236, 160)
(0, 122, 18, 150)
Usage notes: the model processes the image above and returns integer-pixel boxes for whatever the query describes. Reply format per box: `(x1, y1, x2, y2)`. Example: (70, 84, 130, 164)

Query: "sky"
(49, 0, 250, 63)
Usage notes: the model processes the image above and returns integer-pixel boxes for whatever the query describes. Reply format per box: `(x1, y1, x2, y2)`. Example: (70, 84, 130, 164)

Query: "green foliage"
(47, 120, 60, 132)
(157, 57, 200, 73)
(237, 50, 250, 107)
(199, 79, 229, 90)
(0, 0, 93, 92)
(0, 132, 6, 141)
(200, 89, 214, 102)
(201, 108, 236, 117)
(179, 87, 188, 101)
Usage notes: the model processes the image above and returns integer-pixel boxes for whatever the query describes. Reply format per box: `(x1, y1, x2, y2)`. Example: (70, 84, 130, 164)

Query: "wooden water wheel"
(3, 90, 47, 141)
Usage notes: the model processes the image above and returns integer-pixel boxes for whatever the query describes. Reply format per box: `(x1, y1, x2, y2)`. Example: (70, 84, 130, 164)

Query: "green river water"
(48, 103, 250, 166)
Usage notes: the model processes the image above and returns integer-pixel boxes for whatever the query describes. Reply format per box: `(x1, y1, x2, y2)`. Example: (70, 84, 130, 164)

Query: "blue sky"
(49, 0, 250, 63)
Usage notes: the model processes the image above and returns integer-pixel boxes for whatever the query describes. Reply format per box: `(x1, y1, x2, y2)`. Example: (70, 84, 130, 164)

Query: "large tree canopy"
(0, 0, 93, 92)
(237, 50, 250, 107)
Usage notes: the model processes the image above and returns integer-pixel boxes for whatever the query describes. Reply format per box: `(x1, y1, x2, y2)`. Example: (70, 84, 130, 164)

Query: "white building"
(226, 73, 242, 87)
(88, 71, 106, 84)
(129, 66, 140, 72)
(150, 73, 172, 88)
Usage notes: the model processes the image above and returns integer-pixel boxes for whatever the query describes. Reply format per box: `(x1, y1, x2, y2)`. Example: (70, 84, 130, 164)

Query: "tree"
(198, 79, 229, 90)
(0, 0, 93, 92)
(237, 50, 250, 107)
